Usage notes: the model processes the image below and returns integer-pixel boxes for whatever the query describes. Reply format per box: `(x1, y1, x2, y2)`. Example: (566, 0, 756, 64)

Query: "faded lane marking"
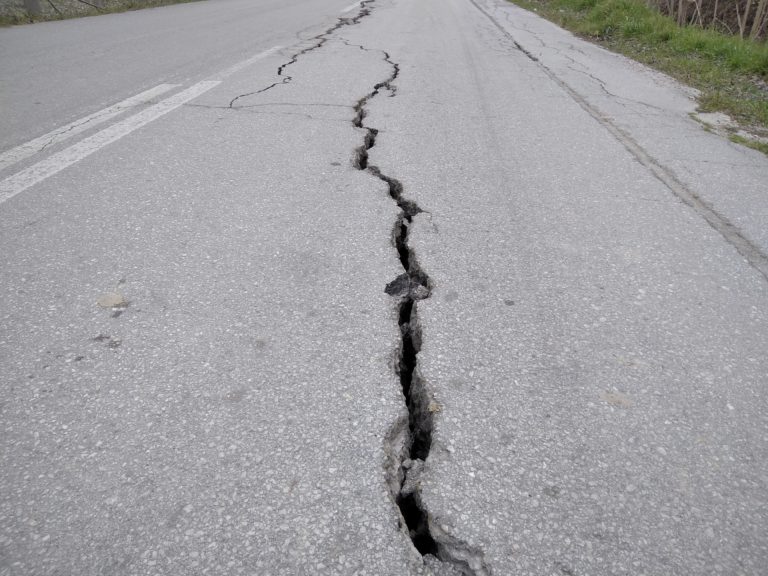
(215, 46, 283, 80)
(0, 81, 220, 205)
(0, 84, 178, 173)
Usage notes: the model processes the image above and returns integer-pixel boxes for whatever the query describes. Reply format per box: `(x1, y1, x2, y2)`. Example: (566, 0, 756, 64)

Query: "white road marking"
(0, 84, 178, 173)
(0, 81, 220, 205)
(0, 45, 282, 205)
(341, 1, 360, 13)
(215, 45, 283, 80)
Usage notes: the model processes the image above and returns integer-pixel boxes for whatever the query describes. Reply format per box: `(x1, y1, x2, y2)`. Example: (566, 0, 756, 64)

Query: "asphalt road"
(1, 0, 767, 575)
(0, 0, 356, 151)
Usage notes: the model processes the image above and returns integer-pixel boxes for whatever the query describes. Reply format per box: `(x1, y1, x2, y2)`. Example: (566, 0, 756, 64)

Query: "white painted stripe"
(341, 1, 360, 13)
(0, 81, 220, 205)
(0, 45, 281, 178)
(215, 46, 283, 80)
(0, 84, 178, 173)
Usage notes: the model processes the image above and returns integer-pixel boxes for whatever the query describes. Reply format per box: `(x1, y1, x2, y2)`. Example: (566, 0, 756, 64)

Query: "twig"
(75, 0, 103, 11)
(750, 0, 768, 39)
(46, 0, 62, 15)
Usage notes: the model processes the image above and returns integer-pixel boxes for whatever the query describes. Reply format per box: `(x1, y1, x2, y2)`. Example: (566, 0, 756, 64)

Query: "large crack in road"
(225, 0, 491, 571)
(350, 41, 492, 576)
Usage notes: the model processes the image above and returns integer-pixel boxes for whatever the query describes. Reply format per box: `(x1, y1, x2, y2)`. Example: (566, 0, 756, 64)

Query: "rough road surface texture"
(1, 0, 767, 575)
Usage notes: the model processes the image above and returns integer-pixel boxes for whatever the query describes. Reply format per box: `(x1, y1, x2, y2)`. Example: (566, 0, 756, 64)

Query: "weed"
(730, 134, 768, 154)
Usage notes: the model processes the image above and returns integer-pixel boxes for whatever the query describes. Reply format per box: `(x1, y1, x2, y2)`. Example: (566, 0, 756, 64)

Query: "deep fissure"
(350, 49, 443, 562)
(350, 37, 491, 575)
(348, 39, 497, 573)
(225, 0, 488, 568)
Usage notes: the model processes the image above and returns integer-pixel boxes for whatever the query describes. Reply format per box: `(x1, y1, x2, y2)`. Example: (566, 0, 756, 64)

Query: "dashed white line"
(215, 45, 283, 80)
(0, 81, 220, 205)
(0, 84, 178, 173)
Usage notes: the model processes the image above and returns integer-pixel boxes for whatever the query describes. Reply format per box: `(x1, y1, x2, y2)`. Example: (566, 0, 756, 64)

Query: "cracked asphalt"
(1, 0, 768, 574)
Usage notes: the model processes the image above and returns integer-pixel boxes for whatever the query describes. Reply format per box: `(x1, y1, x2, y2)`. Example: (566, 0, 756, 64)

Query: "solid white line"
(0, 84, 178, 173)
(0, 81, 221, 206)
(215, 46, 283, 80)
(341, 1, 360, 13)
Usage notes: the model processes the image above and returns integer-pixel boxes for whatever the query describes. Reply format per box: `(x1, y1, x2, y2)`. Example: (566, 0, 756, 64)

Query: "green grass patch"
(730, 134, 768, 154)
(509, 0, 768, 136)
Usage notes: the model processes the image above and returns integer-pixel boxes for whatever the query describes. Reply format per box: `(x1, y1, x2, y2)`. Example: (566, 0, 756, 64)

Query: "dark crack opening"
(397, 300, 431, 461)
(398, 492, 438, 556)
(349, 39, 491, 576)
(232, 0, 490, 569)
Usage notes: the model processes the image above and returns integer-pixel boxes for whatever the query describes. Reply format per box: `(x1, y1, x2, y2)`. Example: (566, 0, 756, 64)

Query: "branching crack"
(228, 0, 375, 108)
(350, 44, 491, 576)
(228, 78, 291, 108)
(222, 0, 492, 567)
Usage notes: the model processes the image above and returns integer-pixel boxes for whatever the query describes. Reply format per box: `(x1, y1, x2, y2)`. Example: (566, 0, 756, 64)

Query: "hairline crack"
(228, 0, 375, 108)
